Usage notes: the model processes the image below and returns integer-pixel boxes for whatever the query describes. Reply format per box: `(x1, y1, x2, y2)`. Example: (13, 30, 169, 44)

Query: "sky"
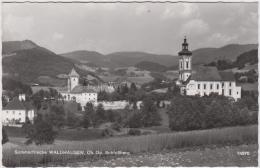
(2, 2, 258, 55)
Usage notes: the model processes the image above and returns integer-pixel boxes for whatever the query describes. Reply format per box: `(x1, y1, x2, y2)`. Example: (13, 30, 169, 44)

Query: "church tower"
(178, 37, 192, 82)
(68, 68, 79, 92)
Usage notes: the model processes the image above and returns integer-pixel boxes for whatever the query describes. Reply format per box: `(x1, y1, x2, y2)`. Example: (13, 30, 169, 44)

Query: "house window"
(210, 84, 213, 90)
(204, 84, 206, 89)
(222, 82, 224, 87)
(229, 89, 232, 96)
(216, 84, 219, 89)
(229, 82, 232, 87)
(13, 111, 15, 115)
(19, 112, 21, 115)
(237, 92, 239, 95)
(180, 61, 183, 69)
(198, 84, 200, 89)
(186, 62, 189, 69)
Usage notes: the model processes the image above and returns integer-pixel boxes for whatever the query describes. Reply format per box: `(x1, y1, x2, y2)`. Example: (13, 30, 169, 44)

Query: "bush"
(168, 95, 256, 131)
(127, 111, 143, 128)
(2, 127, 9, 144)
(111, 122, 121, 132)
(102, 128, 114, 137)
(128, 128, 141, 136)
(25, 115, 57, 145)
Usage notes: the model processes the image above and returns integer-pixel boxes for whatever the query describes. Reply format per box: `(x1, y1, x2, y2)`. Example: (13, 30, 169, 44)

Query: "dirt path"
(64, 144, 257, 167)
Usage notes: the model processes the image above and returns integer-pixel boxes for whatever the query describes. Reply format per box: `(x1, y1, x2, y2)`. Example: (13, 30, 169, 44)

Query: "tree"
(2, 96, 8, 107)
(82, 113, 91, 128)
(127, 111, 143, 128)
(2, 127, 9, 144)
(141, 97, 161, 127)
(95, 104, 106, 124)
(47, 105, 66, 128)
(26, 114, 57, 145)
(130, 83, 137, 92)
(98, 91, 109, 101)
(66, 111, 79, 127)
(84, 102, 95, 126)
(106, 110, 115, 122)
(22, 117, 33, 136)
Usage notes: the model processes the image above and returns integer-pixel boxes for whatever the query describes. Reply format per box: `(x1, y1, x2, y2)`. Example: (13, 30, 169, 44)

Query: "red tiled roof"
(4, 97, 25, 110)
(191, 66, 235, 82)
(70, 85, 97, 94)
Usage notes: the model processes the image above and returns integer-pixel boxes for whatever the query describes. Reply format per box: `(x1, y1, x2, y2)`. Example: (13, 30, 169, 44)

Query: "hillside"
(2, 40, 38, 55)
(2, 41, 103, 85)
(234, 49, 258, 68)
(60, 44, 257, 69)
(135, 61, 167, 72)
(61, 50, 179, 68)
(192, 44, 258, 65)
(61, 50, 116, 67)
(3, 47, 74, 83)
(107, 52, 178, 68)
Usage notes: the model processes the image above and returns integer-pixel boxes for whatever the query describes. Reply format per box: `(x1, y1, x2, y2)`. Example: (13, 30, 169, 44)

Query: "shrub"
(168, 95, 256, 131)
(128, 128, 141, 136)
(102, 128, 114, 137)
(111, 122, 121, 132)
(25, 115, 57, 145)
(2, 127, 9, 144)
(127, 111, 143, 128)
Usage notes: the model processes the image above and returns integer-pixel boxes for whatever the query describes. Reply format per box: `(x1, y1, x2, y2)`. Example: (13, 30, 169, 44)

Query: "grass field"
(5, 126, 103, 141)
(2, 125, 257, 167)
(64, 144, 258, 167)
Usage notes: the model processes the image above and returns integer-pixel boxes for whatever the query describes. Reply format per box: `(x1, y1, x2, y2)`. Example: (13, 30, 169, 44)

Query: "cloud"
(135, 5, 149, 16)
(181, 19, 209, 36)
(161, 3, 199, 20)
(3, 14, 34, 40)
(207, 33, 238, 44)
(52, 32, 64, 41)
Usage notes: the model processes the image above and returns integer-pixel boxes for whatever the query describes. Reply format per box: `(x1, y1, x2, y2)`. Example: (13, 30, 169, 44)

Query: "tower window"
(180, 61, 183, 69)
(186, 62, 189, 69)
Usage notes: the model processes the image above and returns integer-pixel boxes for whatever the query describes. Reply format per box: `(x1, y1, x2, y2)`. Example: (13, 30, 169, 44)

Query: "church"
(59, 68, 98, 108)
(176, 37, 241, 101)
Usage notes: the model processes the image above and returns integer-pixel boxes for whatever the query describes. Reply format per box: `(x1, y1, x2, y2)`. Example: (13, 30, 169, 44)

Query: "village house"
(2, 96, 35, 127)
(176, 37, 241, 101)
(58, 68, 98, 108)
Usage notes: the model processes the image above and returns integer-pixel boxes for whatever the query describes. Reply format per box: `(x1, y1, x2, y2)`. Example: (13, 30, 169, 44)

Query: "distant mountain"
(61, 50, 179, 68)
(2, 41, 102, 85)
(61, 50, 116, 67)
(192, 44, 258, 65)
(135, 61, 167, 72)
(2, 40, 38, 55)
(107, 52, 178, 68)
(234, 49, 258, 68)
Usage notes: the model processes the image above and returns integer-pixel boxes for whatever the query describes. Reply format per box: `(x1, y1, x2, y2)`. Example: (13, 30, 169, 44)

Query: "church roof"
(68, 68, 79, 77)
(4, 97, 26, 110)
(70, 85, 97, 94)
(191, 66, 235, 82)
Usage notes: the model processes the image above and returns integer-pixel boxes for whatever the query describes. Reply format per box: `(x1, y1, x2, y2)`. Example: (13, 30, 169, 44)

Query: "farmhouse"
(176, 37, 241, 101)
(2, 96, 35, 127)
(58, 68, 98, 108)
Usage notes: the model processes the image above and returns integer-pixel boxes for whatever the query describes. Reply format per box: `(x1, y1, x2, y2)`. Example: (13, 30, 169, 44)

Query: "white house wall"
(186, 80, 241, 101)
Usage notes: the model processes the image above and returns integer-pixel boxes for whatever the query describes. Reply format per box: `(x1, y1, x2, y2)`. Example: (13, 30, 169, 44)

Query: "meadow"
(2, 124, 257, 167)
